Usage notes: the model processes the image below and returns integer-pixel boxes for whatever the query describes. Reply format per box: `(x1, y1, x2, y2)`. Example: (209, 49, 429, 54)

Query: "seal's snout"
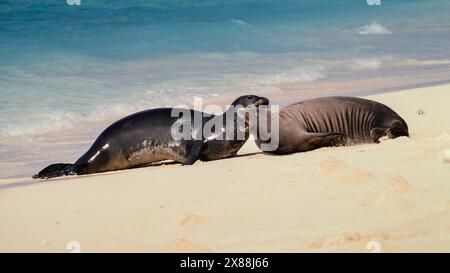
(389, 119, 409, 138)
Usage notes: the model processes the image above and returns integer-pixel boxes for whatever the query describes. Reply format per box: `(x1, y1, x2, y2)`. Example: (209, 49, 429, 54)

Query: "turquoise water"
(1, 0, 450, 178)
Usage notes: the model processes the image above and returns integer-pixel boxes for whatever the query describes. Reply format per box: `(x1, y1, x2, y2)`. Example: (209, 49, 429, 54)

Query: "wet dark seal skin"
(34, 95, 269, 179)
(255, 96, 409, 154)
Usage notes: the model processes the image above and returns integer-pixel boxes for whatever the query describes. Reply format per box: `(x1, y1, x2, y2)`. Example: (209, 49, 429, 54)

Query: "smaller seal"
(255, 96, 409, 154)
(34, 95, 269, 179)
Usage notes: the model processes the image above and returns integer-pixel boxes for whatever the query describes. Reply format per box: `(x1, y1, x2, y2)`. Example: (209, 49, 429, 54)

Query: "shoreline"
(1, 83, 450, 252)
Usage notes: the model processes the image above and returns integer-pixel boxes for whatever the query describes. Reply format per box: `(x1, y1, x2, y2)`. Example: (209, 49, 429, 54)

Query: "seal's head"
(231, 95, 269, 108)
(228, 95, 270, 135)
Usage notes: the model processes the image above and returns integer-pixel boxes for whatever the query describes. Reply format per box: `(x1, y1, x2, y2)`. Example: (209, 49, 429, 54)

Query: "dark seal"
(255, 96, 409, 154)
(34, 95, 269, 179)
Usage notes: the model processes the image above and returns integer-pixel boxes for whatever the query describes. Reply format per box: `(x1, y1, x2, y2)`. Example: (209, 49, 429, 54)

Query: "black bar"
(1, 253, 448, 272)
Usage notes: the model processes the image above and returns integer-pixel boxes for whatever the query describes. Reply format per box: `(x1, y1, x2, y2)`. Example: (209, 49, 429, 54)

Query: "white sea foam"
(231, 19, 249, 27)
(0, 82, 256, 139)
(357, 22, 392, 35)
(0, 103, 139, 139)
(260, 66, 326, 85)
(400, 59, 450, 66)
(349, 58, 382, 69)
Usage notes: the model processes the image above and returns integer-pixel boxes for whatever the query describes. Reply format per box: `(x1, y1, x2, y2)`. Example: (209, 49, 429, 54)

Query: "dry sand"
(1, 84, 449, 252)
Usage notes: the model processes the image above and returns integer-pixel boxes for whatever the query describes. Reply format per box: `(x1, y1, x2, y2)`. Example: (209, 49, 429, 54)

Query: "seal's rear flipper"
(32, 163, 74, 179)
(303, 132, 346, 151)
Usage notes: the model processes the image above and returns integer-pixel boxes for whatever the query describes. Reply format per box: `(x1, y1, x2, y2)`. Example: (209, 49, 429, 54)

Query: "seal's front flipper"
(32, 163, 74, 179)
(370, 122, 408, 143)
(183, 141, 203, 165)
(370, 127, 387, 143)
(303, 132, 346, 151)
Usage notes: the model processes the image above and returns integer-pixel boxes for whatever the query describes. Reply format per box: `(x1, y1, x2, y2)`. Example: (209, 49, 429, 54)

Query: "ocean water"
(1, 0, 450, 178)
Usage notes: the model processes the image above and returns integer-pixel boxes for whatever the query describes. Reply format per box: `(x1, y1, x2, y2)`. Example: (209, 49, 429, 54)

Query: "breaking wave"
(357, 22, 392, 35)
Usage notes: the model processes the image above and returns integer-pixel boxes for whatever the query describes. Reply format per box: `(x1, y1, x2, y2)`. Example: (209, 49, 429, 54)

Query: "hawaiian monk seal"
(34, 95, 269, 179)
(255, 96, 409, 154)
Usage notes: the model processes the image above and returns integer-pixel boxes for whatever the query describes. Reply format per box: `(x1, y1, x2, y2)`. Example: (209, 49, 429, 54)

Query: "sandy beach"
(1, 84, 449, 253)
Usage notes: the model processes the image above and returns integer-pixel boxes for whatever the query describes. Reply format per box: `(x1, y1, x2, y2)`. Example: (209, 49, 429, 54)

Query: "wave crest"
(357, 22, 392, 35)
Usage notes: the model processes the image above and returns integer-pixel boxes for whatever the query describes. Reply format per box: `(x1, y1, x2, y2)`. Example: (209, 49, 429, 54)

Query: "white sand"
(1, 84, 449, 252)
